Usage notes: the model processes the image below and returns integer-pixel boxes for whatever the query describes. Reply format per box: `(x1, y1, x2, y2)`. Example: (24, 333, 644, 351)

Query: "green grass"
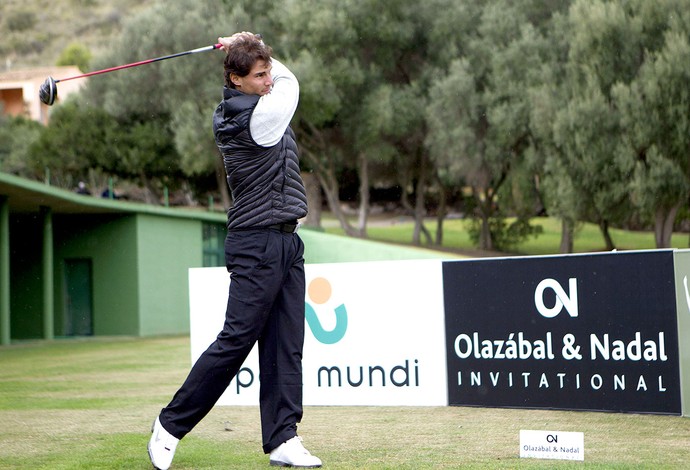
(1, 336, 689, 468)
(326, 216, 690, 257)
(515, 217, 689, 255)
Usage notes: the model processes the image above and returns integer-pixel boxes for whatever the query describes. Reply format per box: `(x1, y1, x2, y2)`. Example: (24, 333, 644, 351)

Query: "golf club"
(39, 43, 223, 106)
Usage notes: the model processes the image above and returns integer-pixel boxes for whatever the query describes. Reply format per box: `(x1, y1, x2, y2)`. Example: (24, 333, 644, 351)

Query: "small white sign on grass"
(520, 430, 584, 461)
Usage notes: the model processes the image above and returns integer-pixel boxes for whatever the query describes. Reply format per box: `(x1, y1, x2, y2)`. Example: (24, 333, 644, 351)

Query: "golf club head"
(39, 76, 57, 106)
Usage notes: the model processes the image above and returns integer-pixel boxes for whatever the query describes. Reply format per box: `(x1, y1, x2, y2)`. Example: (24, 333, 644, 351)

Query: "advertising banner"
(189, 259, 448, 407)
(672, 250, 690, 416)
(443, 251, 682, 414)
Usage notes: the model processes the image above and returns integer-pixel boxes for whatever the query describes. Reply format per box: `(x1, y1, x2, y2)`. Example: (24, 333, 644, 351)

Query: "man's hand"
(218, 32, 262, 53)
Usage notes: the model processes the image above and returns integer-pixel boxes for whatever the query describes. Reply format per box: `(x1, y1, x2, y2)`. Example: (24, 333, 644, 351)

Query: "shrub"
(5, 10, 36, 32)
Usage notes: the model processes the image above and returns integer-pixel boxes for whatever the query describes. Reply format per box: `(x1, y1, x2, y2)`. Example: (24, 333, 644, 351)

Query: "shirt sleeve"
(249, 58, 299, 147)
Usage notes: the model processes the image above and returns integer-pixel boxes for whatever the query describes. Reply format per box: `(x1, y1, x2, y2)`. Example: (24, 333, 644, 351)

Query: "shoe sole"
(270, 460, 322, 468)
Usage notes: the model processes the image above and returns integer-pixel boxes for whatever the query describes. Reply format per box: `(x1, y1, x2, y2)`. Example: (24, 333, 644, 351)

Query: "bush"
(467, 215, 543, 252)
(56, 43, 92, 72)
(5, 10, 36, 32)
(8, 35, 45, 55)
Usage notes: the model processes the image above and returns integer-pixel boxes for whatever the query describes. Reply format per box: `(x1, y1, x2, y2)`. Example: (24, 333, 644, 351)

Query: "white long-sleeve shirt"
(249, 58, 299, 147)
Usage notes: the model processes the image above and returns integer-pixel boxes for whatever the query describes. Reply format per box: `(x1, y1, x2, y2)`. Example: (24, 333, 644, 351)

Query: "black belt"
(267, 222, 300, 233)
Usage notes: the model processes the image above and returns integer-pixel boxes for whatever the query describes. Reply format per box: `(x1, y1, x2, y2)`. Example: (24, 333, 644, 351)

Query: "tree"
(557, 0, 690, 249)
(613, 4, 690, 247)
(426, 0, 552, 250)
(0, 113, 42, 178)
(545, 0, 648, 250)
(341, 0, 445, 244)
(552, 84, 630, 250)
(526, 11, 578, 253)
(283, 0, 449, 240)
(112, 119, 182, 203)
(28, 100, 120, 189)
(281, 0, 374, 236)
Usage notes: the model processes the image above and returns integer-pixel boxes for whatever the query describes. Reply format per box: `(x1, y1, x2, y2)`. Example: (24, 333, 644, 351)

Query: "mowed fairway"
(1, 336, 688, 469)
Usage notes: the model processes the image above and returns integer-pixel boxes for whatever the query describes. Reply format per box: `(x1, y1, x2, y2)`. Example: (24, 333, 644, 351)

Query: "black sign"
(443, 251, 681, 414)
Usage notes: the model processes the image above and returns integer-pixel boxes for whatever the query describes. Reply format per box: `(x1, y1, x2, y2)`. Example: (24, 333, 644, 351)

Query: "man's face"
(231, 59, 273, 96)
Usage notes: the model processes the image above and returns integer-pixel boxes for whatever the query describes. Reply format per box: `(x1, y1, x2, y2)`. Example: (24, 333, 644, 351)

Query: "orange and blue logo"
(305, 277, 348, 344)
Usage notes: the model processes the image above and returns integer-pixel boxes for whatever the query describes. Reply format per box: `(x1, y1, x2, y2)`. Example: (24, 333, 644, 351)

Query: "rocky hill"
(1, 0, 154, 72)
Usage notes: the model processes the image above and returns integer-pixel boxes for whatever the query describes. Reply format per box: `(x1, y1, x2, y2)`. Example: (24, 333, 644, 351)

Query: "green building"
(0, 172, 449, 344)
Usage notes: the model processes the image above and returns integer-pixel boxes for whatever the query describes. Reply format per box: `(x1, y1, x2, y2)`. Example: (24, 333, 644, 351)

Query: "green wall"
(54, 215, 139, 336)
(55, 213, 205, 337)
(136, 214, 203, 336)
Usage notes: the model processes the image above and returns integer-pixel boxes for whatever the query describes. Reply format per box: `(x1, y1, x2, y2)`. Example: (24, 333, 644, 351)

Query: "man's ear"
(230, 73, 242, 88)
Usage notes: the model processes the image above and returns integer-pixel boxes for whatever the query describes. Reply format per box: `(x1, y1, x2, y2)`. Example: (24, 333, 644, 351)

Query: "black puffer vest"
(213, 87, 308, 230)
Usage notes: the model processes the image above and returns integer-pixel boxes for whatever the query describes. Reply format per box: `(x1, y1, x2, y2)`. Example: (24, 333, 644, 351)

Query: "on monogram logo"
(534, 278, 578, 318)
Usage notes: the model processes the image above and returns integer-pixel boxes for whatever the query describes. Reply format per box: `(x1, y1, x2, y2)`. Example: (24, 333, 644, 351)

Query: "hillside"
(1, 0, 155, 71)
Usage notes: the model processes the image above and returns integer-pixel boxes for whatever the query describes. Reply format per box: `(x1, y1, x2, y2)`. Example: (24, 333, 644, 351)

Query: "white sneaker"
(148, 417, 179, 470)
(269, 436, 322, 468)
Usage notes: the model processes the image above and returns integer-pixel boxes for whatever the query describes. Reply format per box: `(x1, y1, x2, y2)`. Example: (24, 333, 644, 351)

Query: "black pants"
(159, 229, 306, 454)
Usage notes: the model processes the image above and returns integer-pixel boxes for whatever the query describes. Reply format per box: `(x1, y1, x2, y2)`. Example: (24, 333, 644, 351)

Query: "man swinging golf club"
(148, 32, 321, 469)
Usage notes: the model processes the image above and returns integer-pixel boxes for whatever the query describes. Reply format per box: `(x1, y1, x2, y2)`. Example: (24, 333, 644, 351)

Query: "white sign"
(519, 430, 584, 461)
(188, 259, 448, 406)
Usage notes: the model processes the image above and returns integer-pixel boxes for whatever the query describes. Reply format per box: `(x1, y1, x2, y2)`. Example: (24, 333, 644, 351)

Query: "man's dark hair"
(224, 36, 273, 88)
